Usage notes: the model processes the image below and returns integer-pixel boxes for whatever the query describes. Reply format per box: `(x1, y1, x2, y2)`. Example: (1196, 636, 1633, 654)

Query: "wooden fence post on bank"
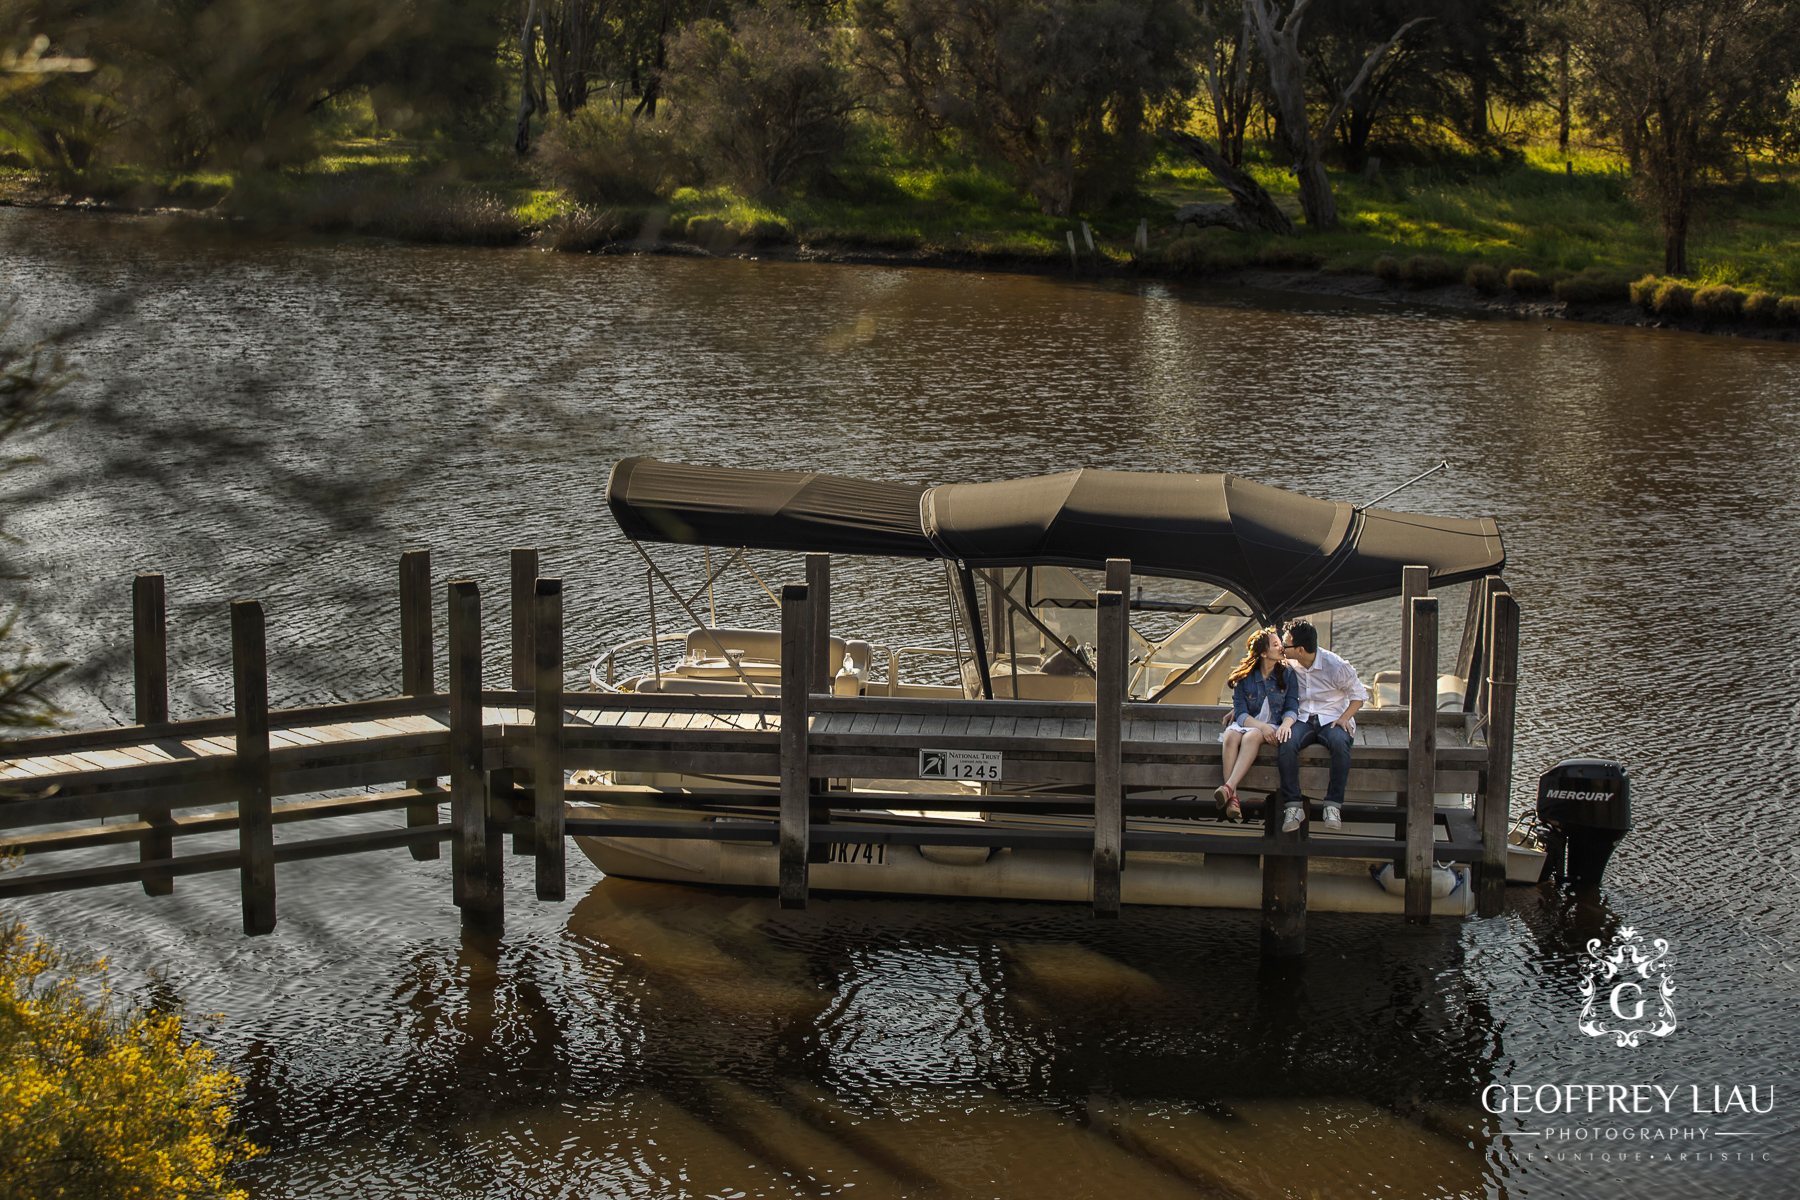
(779, 584, 811, 909)
(1093, 570, 1126, 919)
(507, 548, 539, 857)
(134, 573, 174, 896)
(1405, 594, 1439, 924)
(232, 600, 275, 936)
(400, 550, 441, 861)
(533, 577, 565, 902)
(1478, 589, 1519, 917)
(449, 579, 501, 928)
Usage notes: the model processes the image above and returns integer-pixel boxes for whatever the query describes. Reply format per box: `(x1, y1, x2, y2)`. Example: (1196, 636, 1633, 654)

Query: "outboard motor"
(1536, 758, 1630, 888)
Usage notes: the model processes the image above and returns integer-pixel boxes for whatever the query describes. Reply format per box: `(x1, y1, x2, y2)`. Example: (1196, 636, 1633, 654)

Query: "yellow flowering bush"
(0, 917, 258, 1199)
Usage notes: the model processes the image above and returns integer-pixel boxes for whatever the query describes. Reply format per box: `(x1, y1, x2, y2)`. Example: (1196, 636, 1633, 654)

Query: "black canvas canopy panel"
(607, 457, 1504, 621)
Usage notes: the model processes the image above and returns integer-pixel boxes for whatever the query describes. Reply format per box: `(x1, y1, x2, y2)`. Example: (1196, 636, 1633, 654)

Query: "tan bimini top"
(605, 457, 1504, 623)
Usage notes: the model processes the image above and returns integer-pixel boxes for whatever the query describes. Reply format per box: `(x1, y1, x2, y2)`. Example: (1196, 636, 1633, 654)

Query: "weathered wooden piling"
(449, 579, 501, 927)
(1404, 594, 1439, 923)
(399, 549, 441, 861)
(1398, 564, 1430, 699)
(533, 577, 565, 902)
(133, 573, 174, 895)
(1260, 802, 1306, 956)
(1092, 585, 1124, 918)
(805, 553, 831, 693)
(1478, 588, 1519, 916)
(507, 548, 539, 857)
(778, 584, 811, 908)
(231, 599, 275, 936)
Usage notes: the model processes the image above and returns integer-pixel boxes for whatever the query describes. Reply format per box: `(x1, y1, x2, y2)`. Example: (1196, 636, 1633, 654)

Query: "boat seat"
(989, 672, 1095, 702)
(1371, 670, 1466, 711)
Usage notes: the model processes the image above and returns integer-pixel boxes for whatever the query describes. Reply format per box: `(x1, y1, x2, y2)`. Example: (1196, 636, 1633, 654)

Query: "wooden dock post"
(133, 573, 174, 895)
(1478, 589, 1519, 917)
(399, 550, 441, 861)
(1398, 565, 1430, 698)
(507, 548, 539, 856)
(1260, 787, 1307, 956)
(805, 553, 831, 692)
(779, 584, 811, 909)
(449, 579, 501, 927)
(1093, 585, 1124, 918)
(231, 600, 275, 936)
(532, 577, 565, 902)
(1405, 594, 1439, 923)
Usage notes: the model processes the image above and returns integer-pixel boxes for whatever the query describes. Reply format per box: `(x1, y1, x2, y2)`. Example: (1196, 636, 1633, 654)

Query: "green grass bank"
(9, 130, 1800, 337)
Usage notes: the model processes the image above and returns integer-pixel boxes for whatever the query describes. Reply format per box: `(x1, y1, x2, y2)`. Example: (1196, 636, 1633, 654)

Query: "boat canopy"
(606, 457, 1504, 621)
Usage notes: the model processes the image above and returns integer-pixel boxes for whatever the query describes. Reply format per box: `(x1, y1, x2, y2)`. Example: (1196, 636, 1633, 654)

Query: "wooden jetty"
(0, 551, 1519, 957)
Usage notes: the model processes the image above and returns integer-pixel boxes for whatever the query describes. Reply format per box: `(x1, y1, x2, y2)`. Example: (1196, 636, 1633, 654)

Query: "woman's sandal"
(1224, 788, 1243, 823)
(1213, 784, 1233, 817)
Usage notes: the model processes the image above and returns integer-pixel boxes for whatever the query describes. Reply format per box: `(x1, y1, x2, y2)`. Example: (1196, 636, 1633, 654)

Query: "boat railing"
(587, 632, 691, 692)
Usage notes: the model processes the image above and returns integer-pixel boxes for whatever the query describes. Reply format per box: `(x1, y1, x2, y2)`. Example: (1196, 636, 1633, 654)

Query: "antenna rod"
(1360, 460, 1449, 510)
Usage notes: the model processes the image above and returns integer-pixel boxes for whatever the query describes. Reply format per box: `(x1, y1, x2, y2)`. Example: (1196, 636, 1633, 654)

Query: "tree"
(854, 0, 1199, 215)
(1195, 0, 1254, 166)
(1243, 0, 1425, 227)
(1573, 0, 1800, 275)
(668, 4, 853, 197)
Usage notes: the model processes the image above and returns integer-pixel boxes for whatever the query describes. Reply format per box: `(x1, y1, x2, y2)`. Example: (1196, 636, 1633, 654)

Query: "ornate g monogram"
(1578, 926, 1676, 1047)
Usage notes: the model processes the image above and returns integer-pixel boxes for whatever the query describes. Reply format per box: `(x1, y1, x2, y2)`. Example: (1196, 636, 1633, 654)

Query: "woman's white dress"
(1221, 697, 1272, 742)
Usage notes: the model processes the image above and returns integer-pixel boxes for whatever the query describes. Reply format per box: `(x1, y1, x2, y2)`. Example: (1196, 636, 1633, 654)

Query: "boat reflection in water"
(492, 876, 1506, 1198)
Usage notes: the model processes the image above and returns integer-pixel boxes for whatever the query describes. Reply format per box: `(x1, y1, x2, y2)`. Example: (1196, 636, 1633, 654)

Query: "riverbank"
(8, 154, 1799, 344)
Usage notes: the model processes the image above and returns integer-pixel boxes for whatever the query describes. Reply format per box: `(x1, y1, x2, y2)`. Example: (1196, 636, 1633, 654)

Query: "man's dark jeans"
(1277, 716, 1354, 808)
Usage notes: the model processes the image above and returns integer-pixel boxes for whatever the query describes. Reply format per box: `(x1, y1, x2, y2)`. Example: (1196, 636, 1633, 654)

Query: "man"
(1275, 619, 1367, 833)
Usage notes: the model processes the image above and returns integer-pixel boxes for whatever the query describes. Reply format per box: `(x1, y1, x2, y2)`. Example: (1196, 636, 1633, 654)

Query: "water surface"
(4, 211, 1797, 1198)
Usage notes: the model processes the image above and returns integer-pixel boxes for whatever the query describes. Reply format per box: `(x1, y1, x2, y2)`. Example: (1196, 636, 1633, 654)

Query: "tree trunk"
(1163, 130, 1296, 234)
(515, 0, 540, 155)
(1661, 184, 1689, 276)
(1557, 40, 1571, 152)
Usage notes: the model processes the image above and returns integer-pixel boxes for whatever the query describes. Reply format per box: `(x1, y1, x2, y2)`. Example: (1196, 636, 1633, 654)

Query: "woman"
(1214, 627, 1297, 821)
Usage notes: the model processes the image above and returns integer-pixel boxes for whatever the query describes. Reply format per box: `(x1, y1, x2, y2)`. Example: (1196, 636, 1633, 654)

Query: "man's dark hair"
(1285, 620, 1318, 655)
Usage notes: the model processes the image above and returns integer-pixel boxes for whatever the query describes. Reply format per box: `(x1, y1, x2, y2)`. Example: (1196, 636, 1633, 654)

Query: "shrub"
(1743, 291, 1779, 322)
(538, 109, 689, 204)
(545, 206, 640, 252)
(299, 182, 522, 245)
(1778, 296, 1800, 325)
(1652, 279, 1694, 316)
(1692, 285, 1745, 321)
(1630, 274, 1661, 309)
(1554, 269, 1632, 305)
(1372, 254, 1401, 282)
(1254, 241, 1324, 269)
(669, 5, 853, 197)
(1466, 263, 1503, 293)
(1400, 255, 1459, 287)
(0, 916, 257, 1198)
(1505, 268, 1550, 294)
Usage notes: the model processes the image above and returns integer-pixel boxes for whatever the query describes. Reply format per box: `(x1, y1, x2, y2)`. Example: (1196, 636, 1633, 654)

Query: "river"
(3, 209, 1796, 1199)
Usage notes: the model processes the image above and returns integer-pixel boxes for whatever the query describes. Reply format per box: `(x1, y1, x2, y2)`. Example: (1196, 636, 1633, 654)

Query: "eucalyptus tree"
(854, 0, 1199, 215)
(1572, 0, 1800, 274)
(1242, 0, 1425, 227)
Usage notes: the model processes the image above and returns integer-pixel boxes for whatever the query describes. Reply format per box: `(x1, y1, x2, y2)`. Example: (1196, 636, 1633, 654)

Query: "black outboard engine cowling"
(1536, 758, 1630, 888)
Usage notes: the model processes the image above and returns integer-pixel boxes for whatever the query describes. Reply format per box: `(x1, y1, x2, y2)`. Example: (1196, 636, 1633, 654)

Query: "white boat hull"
(572, 808, 1476, 917)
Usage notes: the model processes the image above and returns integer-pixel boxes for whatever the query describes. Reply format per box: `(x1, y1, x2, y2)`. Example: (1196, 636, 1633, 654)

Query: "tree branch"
(1314, 16, 1430, 146)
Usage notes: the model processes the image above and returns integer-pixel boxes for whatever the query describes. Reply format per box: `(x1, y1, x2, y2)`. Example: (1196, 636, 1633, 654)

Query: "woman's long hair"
(1226, 627, 1285, 688)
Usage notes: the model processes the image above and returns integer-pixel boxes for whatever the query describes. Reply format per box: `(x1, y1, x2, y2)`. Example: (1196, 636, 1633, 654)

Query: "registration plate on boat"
(919, 749, 1002, 781)
(828, 843, 887, 865)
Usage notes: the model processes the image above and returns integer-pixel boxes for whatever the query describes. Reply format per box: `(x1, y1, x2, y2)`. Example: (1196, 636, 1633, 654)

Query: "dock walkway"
(0, 552, 1520, 957)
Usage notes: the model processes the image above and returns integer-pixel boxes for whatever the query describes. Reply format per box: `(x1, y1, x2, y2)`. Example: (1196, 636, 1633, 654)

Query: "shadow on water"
(239, 875, 1506, 1198)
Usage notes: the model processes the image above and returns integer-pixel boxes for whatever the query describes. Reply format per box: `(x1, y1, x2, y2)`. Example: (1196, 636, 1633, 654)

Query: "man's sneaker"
(1320, 804, 1342, 831)
(1281, 805, 1306, 833)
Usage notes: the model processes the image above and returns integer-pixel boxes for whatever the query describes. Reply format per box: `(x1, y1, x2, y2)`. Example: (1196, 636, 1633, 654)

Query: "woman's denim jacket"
(1231, 667, 1299, 727)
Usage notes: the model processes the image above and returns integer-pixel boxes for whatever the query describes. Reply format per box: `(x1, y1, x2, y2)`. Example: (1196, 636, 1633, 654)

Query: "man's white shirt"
(1291, 646, 1368, 730)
